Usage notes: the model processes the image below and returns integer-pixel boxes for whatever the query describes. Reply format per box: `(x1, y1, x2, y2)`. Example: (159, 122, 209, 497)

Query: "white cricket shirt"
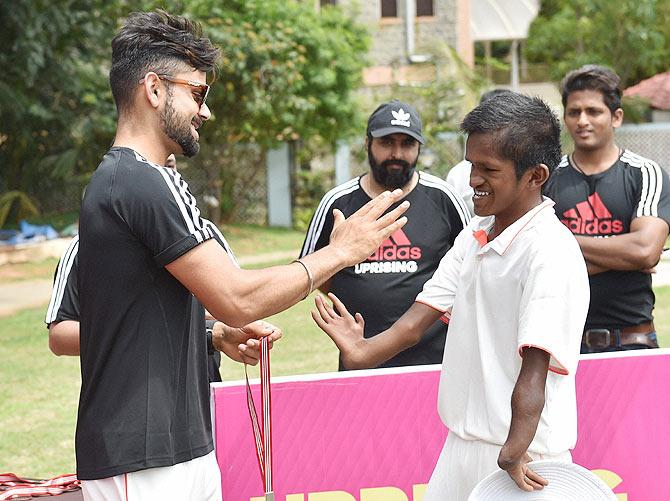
(416, 198, 589, 454)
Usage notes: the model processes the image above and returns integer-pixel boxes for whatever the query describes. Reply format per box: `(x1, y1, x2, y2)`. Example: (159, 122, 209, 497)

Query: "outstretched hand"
(329, 189, 409, 267)
(213, 320, 282, 365)
(311, 293, 368, 369)
(498, 452, 548, 492)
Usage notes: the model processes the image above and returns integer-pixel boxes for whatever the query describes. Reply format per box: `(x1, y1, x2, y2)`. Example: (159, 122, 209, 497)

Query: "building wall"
(652, 110, 670, 123)
(336, 0, 459, 67)
(455, 0, 473, 66)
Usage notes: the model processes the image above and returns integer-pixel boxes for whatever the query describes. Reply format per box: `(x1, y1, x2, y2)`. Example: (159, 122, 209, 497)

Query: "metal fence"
(177, 164, 268, 226)
(35, 157, 268, 226)
(617, 123, 670, 171)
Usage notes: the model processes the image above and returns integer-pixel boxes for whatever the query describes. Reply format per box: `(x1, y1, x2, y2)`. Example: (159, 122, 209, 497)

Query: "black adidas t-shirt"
(300, 172, 470, 368)
(45, 216, 238, 384)
(544, 150, 670, 329)
(76, 147, 219, 480)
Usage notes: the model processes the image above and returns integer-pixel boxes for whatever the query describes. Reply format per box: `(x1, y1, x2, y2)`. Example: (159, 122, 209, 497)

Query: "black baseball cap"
(366, 100, 425, 144)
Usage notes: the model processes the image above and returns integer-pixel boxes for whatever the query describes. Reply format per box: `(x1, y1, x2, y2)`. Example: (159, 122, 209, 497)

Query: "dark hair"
(560, 64, 622, 113)
(460, 92, 562, 179)
(110, 10, 219, 113)
(479, 88, 513, 104)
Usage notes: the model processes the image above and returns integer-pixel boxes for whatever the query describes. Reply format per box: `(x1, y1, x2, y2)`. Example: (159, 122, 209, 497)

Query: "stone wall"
(338, 0, 458, 66)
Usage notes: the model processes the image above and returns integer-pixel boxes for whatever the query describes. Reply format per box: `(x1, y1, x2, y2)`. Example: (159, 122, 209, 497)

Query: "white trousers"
(423, 432, 572, 501)
(80, 450, 222, 501)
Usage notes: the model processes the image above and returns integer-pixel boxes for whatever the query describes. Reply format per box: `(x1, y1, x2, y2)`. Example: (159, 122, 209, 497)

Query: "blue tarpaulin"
(0, 220, 59, 246)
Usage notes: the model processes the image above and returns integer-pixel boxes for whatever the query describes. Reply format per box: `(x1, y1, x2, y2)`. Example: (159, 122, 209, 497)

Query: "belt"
(583, 321, 657, 349)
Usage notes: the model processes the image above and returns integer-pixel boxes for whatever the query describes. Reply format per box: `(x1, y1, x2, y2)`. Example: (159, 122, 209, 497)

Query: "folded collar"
(472, 197, 556, 255)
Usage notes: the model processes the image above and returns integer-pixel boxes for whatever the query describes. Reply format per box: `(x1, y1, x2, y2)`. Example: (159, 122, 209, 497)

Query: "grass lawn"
(219, 223, 305, 257)
(0, 307, 81, 477)
(652, 286, 670, 347)
(219, 291, 339, 381)
(0, 258, 59, 283)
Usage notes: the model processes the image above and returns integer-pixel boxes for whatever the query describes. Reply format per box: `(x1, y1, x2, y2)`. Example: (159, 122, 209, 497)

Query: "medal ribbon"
(245, 337, 274, 500)
(0, 473, 79, 500)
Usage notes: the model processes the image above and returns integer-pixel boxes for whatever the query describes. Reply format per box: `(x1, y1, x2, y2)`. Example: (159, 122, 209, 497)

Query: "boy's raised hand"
(312, 293, 368, 369)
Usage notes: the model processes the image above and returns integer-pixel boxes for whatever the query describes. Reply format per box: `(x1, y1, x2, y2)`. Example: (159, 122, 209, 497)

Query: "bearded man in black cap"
(300, 100, 471, 368)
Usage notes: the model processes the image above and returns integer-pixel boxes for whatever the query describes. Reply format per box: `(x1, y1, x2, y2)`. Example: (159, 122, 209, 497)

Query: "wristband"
(206, 319, 216, 355)
(293, 259, 314, 300)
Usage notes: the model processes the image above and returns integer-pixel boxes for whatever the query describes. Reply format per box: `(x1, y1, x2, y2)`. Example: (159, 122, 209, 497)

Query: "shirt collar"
(472, 197, 556, 255)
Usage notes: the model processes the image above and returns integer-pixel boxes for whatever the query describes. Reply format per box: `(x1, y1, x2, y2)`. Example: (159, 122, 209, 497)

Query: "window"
(416, 0, 434, 16)
(320, 0, 337, 6)
(381, 0, 397, 18)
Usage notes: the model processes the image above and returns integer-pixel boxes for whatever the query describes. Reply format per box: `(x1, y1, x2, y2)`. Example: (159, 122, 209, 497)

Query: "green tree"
(526, 0, 670, 87)
(0, 0, 128, 223)
(0, 1, 369, 226)
(187, 0, 369, 223)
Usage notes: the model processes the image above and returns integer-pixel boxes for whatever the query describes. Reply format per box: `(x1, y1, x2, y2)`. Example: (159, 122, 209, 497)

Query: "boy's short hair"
(560, 64, 622, 113)
(460, 92, 562, 179)
(109, 10, 219, 113)
(479, 88, 513, 104)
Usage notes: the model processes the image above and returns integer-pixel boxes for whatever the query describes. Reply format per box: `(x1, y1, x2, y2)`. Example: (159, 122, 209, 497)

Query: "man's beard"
(161, 91, 200, 158)
(368, 146, 418, 190)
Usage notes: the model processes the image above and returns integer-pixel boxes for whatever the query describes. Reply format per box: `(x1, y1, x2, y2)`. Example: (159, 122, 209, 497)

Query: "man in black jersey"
(544, 65, 670, 353)
(74, 10, 408, 500)
(46, 156, 251, 383)
(300, 100, 470, 368)
(46, 155, 243, 382)
(45, 225, 248, 383)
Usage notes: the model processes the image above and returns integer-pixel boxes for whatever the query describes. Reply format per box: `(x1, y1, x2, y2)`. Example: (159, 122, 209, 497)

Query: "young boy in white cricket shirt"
(312, 92, 589, 500)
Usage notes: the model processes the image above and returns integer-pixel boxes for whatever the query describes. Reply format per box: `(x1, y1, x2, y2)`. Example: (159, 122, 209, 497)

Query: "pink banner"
(212, 349, 670, 500)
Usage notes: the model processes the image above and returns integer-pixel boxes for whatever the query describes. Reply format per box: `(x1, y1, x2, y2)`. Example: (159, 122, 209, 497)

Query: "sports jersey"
(300, 172, 470, 368)
(416, 198, 589, 454)
(75, 147, 219, 480)
(44, 219, 237, 383)
(544, 150, 670, 329)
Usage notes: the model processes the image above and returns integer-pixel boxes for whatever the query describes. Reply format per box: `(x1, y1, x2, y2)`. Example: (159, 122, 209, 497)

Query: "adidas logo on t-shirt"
(355, 228, 421, 274)
(560, 192, 624, 235)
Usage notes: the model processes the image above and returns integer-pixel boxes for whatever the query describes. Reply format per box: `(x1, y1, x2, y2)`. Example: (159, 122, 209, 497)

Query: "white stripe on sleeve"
(45, 236, 79, 324)
(300, 178, 360, 257)
(623, 151, 663, 218)
(149, 164, 209, 243)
